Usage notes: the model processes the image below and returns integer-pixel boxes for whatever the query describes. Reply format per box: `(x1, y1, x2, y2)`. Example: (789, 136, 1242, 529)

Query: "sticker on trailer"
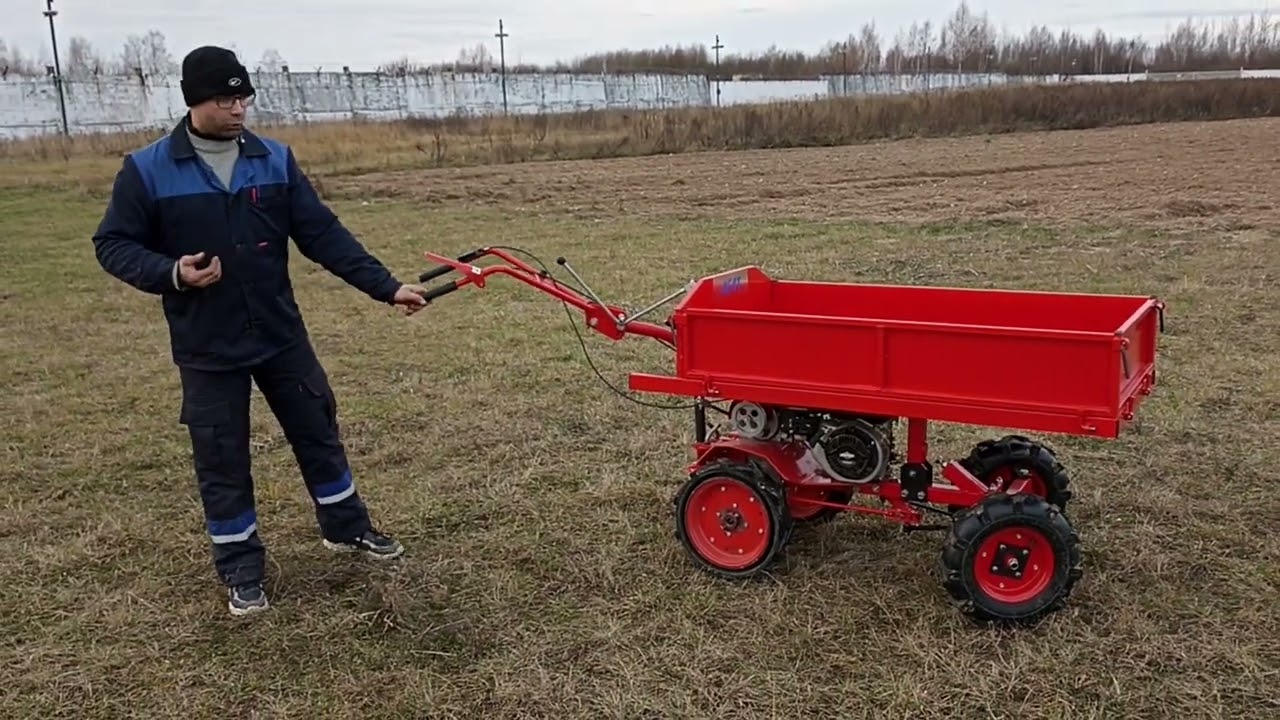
(714, 270, 748, 295)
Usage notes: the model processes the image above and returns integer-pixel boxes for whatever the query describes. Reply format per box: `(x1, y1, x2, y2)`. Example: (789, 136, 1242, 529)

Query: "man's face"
(191, 94, 253, 138)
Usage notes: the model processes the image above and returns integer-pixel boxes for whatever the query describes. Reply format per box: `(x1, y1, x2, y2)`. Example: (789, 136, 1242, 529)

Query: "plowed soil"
(333, 117, 1279, 232)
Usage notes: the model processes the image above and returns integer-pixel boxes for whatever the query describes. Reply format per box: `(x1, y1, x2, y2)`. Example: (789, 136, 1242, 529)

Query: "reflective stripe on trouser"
(208, 509, 258, 544)
(312, 468, 357, 506)
(179, 339, 373, 587)
(180, 363, 265, 588)
(256, 341, 371, 543)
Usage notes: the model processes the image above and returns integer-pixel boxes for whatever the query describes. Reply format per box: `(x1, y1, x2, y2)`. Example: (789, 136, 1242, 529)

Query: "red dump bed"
(628, 267, 1163, 439)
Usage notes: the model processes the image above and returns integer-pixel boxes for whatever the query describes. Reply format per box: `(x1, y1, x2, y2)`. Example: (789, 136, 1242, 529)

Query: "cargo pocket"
(180, 397, 232, 476)
(298, 366, 339, 436)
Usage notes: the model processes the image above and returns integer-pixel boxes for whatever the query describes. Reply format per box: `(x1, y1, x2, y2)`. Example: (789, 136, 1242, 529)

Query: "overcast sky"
(3, 1, 1273, 70)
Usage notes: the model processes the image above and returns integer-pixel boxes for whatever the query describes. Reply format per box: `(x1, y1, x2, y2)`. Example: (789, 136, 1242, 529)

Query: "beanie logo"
(228, 77, 242, 87)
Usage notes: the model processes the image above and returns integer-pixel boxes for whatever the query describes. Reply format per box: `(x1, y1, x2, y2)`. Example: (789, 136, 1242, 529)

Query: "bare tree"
(859, 21, 882, 72)
(258, 49, 286, 72)
(456, 43, 494, 71)
(0, 37, 41, 76)
(65, 35, 107, 77)
(377, 56, 432, 75)
(120, 29, 176, 78)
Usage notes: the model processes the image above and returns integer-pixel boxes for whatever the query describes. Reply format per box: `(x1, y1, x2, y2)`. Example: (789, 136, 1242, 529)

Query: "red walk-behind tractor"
(414, 246, 1165, 625)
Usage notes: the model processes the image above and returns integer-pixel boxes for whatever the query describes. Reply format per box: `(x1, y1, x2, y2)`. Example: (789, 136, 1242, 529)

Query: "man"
(91, 45, 430, 617)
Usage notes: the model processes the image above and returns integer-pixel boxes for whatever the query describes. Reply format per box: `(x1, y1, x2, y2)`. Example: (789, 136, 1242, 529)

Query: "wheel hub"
(990, 542, 1031, 580)
(680, 474, 776, 572)
(973, 526, 1056, 604)
(989, 466, 1047, 497)
(718, 508, 745, 532)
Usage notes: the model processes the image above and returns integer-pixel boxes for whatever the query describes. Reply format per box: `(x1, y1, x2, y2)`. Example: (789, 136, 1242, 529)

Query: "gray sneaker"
(228, 583, 270, 616)
(323, 528, 404, 560)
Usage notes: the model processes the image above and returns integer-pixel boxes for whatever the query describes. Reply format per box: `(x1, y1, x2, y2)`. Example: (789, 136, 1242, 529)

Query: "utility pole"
(712, 34, 723, 107)
(43, 0, 69, 135)
(495, 19, 509, 115)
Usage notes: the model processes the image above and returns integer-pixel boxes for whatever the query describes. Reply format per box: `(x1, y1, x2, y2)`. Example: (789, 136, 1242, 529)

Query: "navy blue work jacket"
(92, 117, 403, 370)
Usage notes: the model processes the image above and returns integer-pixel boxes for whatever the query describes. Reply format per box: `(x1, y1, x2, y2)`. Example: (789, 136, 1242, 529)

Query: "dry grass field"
(2, 91, 1279, 717)
(4, 78, 1278, 192)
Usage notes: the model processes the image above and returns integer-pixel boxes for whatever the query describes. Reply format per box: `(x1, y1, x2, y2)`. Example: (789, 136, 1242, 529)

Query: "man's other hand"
(392, 284, 430, 316)
(178, 252, 222, 288)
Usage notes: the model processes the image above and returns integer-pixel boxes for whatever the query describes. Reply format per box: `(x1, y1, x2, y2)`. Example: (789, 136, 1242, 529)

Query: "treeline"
(0, 29, 178, 78)
(4, 3, 1280, 80)
(385, 5, 1280, 77)
(542, 6, 1280, 77)
(0, 30, 288, 79)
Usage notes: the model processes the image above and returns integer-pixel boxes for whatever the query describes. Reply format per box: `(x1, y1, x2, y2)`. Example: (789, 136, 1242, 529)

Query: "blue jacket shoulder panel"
(258, 136, 292, 180)
(126, 134, 174, 200)
(92, 148, 178, 296)
(236, 133, 292, 190)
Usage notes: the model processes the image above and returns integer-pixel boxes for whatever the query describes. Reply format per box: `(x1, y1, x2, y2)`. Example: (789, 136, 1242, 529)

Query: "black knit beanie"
(181, 46, 254, 107)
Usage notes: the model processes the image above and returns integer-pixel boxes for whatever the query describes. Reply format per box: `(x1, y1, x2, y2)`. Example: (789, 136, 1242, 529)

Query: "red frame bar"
(629, 372, 1129, 438)
(688, 428, 995, 526)
(421, 249, 676, 344)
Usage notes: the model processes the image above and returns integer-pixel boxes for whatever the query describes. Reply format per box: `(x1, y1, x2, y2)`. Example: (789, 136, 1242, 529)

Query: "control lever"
(556, 256, 616, 320)
(555, 256, 690, 330)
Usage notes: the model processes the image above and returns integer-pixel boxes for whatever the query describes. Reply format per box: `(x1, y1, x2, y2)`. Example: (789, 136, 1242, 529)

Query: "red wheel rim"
(683, 476, 772, 570)
(990, 467, 1047, 497)
(973, 526, 1057, 604)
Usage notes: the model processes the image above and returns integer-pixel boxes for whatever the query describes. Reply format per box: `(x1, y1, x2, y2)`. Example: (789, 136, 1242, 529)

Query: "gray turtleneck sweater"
(187, 125, 240, 190)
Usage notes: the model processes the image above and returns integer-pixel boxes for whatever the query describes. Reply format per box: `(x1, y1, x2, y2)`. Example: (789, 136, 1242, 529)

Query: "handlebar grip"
(418, 264, 453, 283)
(417, 248, 488, 283)
(421, 281, 461, 302)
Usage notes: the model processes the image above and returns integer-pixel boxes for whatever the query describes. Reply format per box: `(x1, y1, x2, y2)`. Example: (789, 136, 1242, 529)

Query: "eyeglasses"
(214, 94, 256, 109)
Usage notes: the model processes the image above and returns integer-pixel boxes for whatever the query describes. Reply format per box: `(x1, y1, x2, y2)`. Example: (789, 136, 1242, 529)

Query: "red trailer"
(414, 247, 1165, 625)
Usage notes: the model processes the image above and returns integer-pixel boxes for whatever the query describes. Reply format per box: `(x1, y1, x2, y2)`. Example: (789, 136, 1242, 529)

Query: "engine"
(726, 401, 895, 484)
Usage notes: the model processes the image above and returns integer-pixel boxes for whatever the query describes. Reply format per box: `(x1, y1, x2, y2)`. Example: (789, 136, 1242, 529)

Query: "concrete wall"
(247, 71, 711, 123)
(1, 70, 711, 138)
(4, 67, 1279, 140)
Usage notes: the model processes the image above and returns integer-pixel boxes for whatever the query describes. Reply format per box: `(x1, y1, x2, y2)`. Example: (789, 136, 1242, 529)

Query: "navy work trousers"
(178, 338, 371, 587)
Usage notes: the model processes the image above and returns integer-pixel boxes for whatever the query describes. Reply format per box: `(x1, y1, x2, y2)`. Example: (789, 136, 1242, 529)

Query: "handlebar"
(419, 280, 461, 302)
(411, 246, 679, 346)
(418, 248, 486, 283)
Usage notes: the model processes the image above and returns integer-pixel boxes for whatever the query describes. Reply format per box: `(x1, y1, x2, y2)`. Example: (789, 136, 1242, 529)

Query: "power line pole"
(495, 19, 509, 115)
(712, 34, 723, 107)
(43, 0, 69, 135)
